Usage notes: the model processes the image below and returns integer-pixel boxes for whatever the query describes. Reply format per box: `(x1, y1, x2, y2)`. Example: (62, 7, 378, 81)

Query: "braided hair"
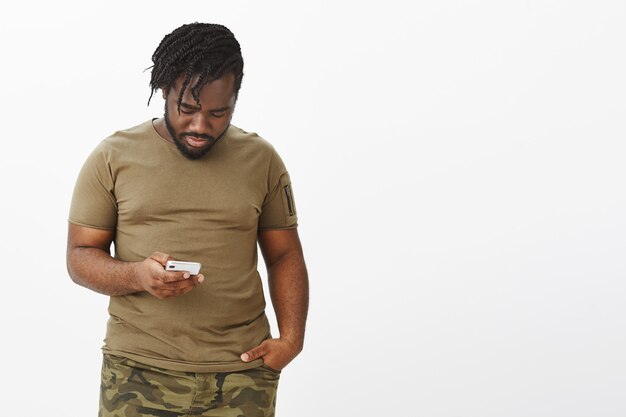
(147, 22, 244, 110)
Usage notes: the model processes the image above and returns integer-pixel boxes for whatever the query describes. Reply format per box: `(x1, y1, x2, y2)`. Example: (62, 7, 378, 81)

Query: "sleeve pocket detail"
(283, 184, 295, 216)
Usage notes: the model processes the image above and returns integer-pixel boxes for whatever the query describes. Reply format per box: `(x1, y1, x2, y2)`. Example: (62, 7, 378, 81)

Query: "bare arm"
(260, 228, 309, 349)
(241, 228, 309, 370)
(66, 223, 203, 298)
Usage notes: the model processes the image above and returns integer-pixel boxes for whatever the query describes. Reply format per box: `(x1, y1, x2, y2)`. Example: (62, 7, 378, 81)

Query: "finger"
(167, 283, 196, 296)
(163, 277, 197, 291)
(150, 252, 173, 266)
(241, 341, 268, 362)
(154, 273, 202, 294)
(161, 271, 190, 283)
(155, 286, 193, 299)
(156, 280, 197, 297)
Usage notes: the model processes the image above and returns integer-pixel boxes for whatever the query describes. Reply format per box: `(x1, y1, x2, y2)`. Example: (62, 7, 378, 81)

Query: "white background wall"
(0, 1, 624, 416)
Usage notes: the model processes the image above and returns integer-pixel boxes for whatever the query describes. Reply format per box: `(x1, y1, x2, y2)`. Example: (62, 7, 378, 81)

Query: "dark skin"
(153, 73, 237, 156)
(67, 73, 309, 371)
(243, 229, 308, 370)
(66, 225, 205, 298)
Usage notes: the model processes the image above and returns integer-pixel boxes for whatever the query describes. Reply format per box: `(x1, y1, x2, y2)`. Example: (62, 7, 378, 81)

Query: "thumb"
(150, 252, 173, 267)
(241, 342, 267, 362)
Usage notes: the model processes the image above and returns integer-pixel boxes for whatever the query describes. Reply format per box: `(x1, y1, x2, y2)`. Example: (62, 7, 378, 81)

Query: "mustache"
(181, 132, 215, 141)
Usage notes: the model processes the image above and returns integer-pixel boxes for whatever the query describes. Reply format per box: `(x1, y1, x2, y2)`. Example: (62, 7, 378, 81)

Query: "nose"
(188, 112, 211, 134)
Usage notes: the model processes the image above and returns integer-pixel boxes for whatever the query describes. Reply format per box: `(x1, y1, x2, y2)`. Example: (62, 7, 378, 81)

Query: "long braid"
(147, 23, 244, 108)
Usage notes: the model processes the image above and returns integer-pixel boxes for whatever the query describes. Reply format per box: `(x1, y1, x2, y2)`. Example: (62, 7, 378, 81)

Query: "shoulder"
(224, 125, 288, 177)
(102, 120, 154, 149)
(227, 124, 277, 154)
(90, 120, 155, 161)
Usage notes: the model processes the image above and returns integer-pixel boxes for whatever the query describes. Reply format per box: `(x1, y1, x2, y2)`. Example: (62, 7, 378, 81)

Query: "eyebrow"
(180, 102, 230, 112)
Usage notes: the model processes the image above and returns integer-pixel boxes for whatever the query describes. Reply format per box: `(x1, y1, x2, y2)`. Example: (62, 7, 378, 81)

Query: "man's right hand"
(134, 252, 204, 299)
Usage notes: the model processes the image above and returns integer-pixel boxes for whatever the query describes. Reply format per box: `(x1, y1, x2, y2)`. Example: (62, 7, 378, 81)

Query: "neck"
(152, 118, 174, 143)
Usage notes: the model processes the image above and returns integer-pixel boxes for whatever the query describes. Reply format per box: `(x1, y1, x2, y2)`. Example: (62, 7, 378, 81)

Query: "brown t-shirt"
(69, 120, 298, 372)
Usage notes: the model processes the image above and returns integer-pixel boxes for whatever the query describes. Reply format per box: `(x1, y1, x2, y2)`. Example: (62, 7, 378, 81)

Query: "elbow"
(66, 259, 77, 284)
(267, 250, 306, 270)
(66, 250, 80, 285)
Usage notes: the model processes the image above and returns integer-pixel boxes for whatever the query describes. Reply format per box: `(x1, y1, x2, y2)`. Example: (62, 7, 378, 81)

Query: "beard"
(164, 104, 228, 160)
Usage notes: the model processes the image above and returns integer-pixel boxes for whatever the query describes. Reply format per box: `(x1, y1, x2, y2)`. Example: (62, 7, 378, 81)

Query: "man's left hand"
(240, 338, 302, 371)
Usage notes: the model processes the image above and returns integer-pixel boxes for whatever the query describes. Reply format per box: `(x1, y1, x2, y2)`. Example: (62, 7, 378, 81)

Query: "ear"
(161, 86, 169, 100)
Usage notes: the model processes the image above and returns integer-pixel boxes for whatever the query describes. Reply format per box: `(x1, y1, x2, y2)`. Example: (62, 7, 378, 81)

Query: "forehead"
(171, 73, 236, 105)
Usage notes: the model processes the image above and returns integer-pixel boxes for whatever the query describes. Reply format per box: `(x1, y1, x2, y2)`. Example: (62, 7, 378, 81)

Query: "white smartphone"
(165, 260, 202, 275)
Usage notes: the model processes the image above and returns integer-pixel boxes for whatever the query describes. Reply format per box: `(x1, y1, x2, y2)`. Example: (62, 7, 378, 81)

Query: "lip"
(185, 136, 208, 148)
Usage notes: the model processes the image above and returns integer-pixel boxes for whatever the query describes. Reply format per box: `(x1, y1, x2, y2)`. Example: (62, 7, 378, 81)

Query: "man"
(67, 22, 308, 417)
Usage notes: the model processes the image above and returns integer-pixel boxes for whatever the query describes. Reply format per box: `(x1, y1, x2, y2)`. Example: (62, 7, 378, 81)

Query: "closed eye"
(179, 104, 198, 114)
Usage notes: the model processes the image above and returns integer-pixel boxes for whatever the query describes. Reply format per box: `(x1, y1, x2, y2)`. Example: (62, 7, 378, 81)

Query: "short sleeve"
(68, 142, 118, 230)
(258, 150, 298, 230)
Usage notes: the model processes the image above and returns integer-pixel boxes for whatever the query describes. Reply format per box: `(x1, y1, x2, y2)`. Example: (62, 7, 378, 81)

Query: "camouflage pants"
(99, 354, 280, 417)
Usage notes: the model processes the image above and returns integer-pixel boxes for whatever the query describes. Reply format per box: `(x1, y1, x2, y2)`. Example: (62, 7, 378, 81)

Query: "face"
(163, 73, 237, 160)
